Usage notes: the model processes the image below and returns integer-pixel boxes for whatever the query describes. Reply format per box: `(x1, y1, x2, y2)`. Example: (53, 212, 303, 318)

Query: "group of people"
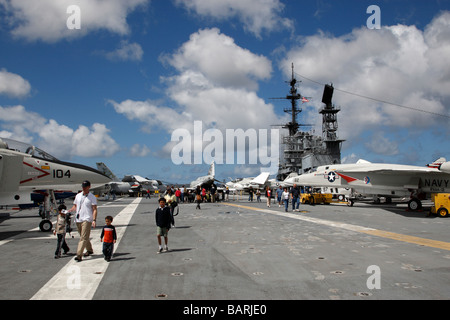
(53, 180, 116, 262)
(275, 184, 302, 212)
(53, 181, 182, 260)
(263, 185, 302, 212)
(247, 187, 262, 202)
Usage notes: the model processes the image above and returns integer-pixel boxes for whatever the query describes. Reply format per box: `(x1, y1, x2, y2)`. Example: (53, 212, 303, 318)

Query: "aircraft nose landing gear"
(39, 219, 53, 232)
(38, 190, 56, 232)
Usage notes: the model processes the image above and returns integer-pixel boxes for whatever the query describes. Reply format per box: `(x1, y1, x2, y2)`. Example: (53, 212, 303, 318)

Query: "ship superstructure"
(275, 65, 344, 180)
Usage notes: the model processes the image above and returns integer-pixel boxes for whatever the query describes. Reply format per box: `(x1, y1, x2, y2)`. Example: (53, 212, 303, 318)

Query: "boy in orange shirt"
(100, 216, 117, 261)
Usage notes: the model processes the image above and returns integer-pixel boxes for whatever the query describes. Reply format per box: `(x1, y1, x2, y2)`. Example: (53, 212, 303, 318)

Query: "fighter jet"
(96, 162, 167, 196)
(226, 172, 270, 191)
(189, 161, 216, 189)
(0, 137, 111, 230)
(284, 159, 450, 210)
(97, 162, 142, 195)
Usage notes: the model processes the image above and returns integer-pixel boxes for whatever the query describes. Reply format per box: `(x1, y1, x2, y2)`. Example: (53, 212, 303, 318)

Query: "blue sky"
(0, 0, 449, 184)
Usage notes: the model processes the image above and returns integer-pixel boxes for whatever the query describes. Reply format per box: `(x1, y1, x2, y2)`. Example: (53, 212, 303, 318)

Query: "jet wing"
(251, 172, 270, 185)
(133, 175, 151, 183)
(338, 167, 439, 174)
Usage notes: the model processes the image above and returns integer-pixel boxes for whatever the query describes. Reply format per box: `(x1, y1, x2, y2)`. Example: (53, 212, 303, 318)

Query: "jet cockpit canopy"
(0, 137, 59, 162)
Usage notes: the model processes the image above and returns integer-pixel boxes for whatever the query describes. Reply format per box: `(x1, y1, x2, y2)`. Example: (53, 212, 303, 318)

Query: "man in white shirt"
(69, 180, 98, 262)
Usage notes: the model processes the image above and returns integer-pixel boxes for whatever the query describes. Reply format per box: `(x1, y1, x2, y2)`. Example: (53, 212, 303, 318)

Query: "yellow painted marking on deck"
(360, 229, 450, 251)
(224, 203, 450, 251)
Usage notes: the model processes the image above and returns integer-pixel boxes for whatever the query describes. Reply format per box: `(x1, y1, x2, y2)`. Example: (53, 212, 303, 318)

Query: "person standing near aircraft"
(68, 180, 98, 262)
(100, 216, 117, 262)
(276, 186, 283, 207)
(290, 184, 300, 212)
(201, 187, 206, 202)
(196, 186, 202, 209)
(180, 185, 185, 203)
(282, 188, 290, 212)
(164, 187, 177, 227)
(265, 186, 272, 207)
(53, 204, 70, 258)
(225, 187, 229, 201)
(248, 186, 254, 202)
(156, 198, 171, 253)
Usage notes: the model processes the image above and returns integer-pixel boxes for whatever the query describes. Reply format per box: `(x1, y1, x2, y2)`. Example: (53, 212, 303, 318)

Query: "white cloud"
(0, 105, 45, 142)
(165, 28, 272, 90)
(71, 123, 119, 158)
(341, 153, 361, 164)
(105, 40, 144, 62)
(282, 12, 450, 157)
(130, 144, 150, 157)
(174, 0, 293, 38)
(163, 28, 278, 131)
(0, 69, 31, 97)
(0, 105, 119, 159)
(108, 99, 190, 133)
(0, 0, 148, 42)
(365, 132, 399, 156)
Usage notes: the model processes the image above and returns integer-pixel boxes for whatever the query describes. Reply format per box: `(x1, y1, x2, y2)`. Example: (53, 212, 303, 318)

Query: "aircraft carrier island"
(275, 64, 345, 181)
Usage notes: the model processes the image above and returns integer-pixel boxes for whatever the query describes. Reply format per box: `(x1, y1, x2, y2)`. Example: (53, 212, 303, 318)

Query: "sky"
(0, 0, 449, 184)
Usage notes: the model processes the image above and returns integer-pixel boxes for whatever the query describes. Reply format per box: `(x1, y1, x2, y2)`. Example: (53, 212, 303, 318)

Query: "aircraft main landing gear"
(407, 198, 422, 211)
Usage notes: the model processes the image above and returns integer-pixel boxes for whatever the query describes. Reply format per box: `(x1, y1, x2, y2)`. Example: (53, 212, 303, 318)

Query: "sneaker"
(164, 247, 169, 252)
(83, 251, 93, 257)
(157, 247, 163, 254)
(74, 255, 82, 262)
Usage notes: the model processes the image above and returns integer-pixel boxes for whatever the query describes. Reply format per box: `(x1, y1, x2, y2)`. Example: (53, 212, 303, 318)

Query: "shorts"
(157, 227, 169, 237)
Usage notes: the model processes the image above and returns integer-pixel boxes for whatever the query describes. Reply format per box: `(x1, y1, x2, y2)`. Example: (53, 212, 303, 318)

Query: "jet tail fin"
(283, 172, 298, 181)
(208, 161, 215, 177)
(427, 157, 447, 168)
(251, 172, 270, 185)
(96, 162, 119, 181)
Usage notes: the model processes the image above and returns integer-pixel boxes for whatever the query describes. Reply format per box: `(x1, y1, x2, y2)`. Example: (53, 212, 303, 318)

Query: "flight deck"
(1, 196, 449, 303)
